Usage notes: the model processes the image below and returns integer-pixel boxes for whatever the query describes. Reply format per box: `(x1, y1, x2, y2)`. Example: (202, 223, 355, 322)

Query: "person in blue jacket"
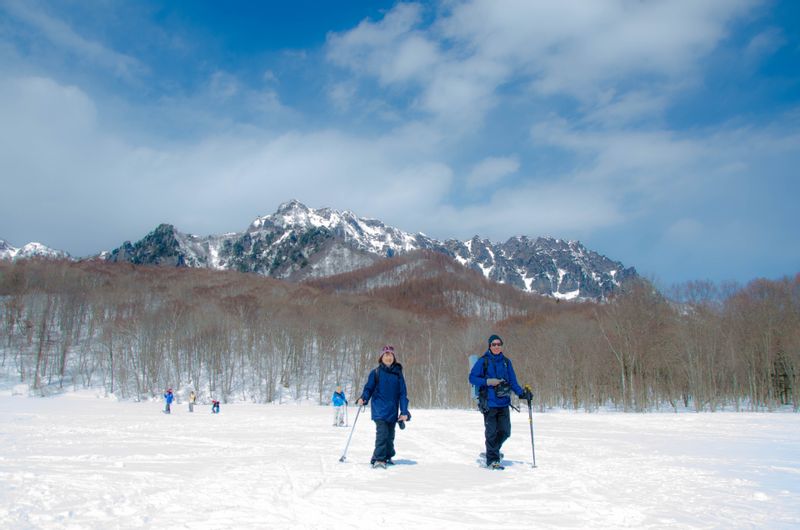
(469, 334, 532, 470)
(163, 388, 174, 414)
(356, 345, 411, 469)
(331, 385, 348, 426)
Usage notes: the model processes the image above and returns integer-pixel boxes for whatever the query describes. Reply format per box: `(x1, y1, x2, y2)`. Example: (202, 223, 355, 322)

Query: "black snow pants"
(483, 406, 511, 464)
(371, 420, 397, 463)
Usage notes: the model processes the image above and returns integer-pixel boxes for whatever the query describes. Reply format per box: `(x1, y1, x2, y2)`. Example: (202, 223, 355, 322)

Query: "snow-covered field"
(2, 390, 799, 529)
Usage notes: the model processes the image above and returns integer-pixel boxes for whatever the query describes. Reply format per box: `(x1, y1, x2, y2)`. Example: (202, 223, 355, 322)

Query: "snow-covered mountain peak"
(252, 200, 343, 232)
(104, 201, 636, 300)
(0, 240, 70, 261)
(0, 239, 16, 260)
(247, 202, 428, 256)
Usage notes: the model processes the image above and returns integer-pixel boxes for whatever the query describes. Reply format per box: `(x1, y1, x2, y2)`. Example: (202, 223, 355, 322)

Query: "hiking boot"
(489, 461, 505, 470)
(386, 458, 395, 466)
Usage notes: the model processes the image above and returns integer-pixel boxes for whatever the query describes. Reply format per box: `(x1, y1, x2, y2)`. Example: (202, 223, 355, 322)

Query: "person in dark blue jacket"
(357, 345, 411, 469)
(469, 334, 532, 470)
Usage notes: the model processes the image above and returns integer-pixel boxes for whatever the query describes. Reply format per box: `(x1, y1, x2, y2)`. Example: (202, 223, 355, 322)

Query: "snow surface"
(523, 274, 534, 292)
(2, 391, 799, 529)
(553, 289, 581, 301)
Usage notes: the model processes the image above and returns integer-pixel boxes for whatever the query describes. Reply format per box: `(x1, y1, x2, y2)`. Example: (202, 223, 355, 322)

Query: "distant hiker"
(188, 390, 196, 412)
(468, 334, 532, 470)
(332, 385, 348, 426)
(211, 399, 220, 414)
(164, 388, 174, 414)
(356, 345, 411, 469)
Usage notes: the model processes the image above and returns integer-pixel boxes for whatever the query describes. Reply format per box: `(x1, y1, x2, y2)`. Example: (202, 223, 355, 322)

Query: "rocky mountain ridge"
(105, 200, 637, 300)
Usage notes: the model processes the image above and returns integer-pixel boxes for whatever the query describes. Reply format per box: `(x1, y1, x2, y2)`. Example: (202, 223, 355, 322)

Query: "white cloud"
(208, 71, 240, 101)
(465, 156, 519, 190)
(665, 218, 704, 242)
(327, 81, 357, 112)
(2, 0, 146, 81)
(531, 117, 709, 194)
(440, 0, 757, 95)
(743, 27, 786, 65)
(326, 0, 762, 130)
(326, 3, 437, 85)
(0, 74, 454, 254)
(262, 70, 278, 84)
(583, 90, 673, 128)
(423, 177, 624, 242)
(4, 69, 795, 259)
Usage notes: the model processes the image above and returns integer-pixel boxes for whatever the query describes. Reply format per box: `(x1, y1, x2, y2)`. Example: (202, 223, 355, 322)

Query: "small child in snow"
(331, 386, 348, 426)
(164, 388, 174, 414)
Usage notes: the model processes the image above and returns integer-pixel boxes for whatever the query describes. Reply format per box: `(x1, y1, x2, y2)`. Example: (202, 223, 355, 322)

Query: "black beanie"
(488, 334, 503, 346)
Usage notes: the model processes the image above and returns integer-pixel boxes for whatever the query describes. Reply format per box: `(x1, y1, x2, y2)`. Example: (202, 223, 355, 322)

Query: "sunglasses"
(490, 342, 503, 347)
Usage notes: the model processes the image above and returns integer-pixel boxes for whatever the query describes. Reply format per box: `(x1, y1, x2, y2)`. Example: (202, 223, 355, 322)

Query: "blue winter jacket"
(360, 363, 411, 422)
(331, 391, 348, 407)
(469, 351, 524, 409)
(164, 392, 174, 404)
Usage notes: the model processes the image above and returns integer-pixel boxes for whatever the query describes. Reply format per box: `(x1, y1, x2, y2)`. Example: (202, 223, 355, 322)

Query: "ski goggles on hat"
(382, 345, 395, 354)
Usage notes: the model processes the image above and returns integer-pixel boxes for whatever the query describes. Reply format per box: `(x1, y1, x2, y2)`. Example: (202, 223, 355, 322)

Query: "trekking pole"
(524, 385, 537, 468)
(339, 405, 363, 462)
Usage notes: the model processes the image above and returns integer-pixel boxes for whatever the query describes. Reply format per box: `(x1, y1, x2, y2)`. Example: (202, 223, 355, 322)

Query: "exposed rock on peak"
(105, 201, 636, 300)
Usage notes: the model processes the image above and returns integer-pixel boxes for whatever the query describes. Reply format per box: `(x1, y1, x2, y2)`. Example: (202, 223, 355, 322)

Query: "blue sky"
(1, 0, 798, 288)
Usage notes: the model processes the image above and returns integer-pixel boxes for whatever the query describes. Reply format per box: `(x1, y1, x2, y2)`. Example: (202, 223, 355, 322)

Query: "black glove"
(520, 388, 533, 401)
(398, 420, 405, 430)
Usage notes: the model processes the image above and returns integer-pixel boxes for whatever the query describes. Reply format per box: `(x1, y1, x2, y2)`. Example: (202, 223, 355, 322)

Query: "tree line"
(1, 259, 797, 411)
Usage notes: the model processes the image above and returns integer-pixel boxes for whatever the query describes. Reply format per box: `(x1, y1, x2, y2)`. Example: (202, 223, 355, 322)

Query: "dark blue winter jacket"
(360, 363, 411, 422)
(469, 351, 524, 409)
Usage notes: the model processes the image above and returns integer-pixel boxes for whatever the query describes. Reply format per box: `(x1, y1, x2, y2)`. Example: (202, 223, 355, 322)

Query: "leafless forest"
(1, 258, 797, 411)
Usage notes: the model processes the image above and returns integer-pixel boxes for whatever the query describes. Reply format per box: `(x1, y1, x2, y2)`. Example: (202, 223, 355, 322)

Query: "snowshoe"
(489, 461, 505, 470)
(372, 461, 387, 469)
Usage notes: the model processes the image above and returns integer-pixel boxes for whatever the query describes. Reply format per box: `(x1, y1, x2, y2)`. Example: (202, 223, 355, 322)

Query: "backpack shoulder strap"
(482, 356, 509, 378)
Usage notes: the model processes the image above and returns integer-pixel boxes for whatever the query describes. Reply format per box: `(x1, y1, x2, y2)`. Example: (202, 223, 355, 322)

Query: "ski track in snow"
(1, 393, 799, 529)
